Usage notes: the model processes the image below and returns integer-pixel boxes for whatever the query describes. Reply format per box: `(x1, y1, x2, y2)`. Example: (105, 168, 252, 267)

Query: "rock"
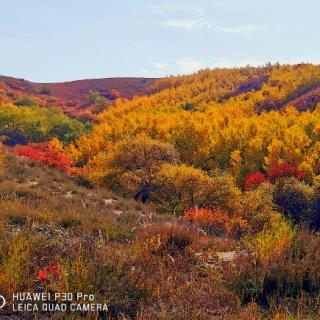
(103, 198, 114, 205)
(216, 251, 237, 262)
(65, 191, 73, 198)
(216, 250, 248, 262)
(26, 180, 39, 187)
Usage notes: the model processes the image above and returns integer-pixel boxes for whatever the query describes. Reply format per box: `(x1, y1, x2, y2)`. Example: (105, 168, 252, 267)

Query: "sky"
(0, 0, 320, 82)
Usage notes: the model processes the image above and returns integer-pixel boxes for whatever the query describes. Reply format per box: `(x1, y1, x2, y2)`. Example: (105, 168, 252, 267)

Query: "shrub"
(185, 207, 249, 238)
(103, 135, 179, 195)
(243, 164, 304, 191)
(185, 208, 231, 236)
(0, 235, 33, 296)
(237, 227, 320, 310)
(37, 264, 61, 282)
(252, 219, 295, 265)
(243, 172, 267, 191)
(0, 103, 88, 144)
(268, 164, 304, 183)
(15, 142, 75, 174)
(138, 223, 195, 258)
(15, 96, 38, 107)
(88, 90, 113, 114)
(152, 164, 240, 214)
(239, 183, 281, 234)
(152, 164, 212, 214)
(39, 85, 52, 95)
(273, 177, 315, 224)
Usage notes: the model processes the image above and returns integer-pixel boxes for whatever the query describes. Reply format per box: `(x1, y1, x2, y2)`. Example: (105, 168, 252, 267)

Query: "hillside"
(70, 63, 320, 185)
(3, 137, 319, 320)
(0, 149, 157, 319)
(3, 64, 320, 319)
(0, 75, 157, 120)
(0, 76, 157, 101)
(3, 64, 320, 121)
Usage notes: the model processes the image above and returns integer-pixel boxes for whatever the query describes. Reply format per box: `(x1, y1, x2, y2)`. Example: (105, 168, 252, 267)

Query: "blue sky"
(0, 0, 319, 82)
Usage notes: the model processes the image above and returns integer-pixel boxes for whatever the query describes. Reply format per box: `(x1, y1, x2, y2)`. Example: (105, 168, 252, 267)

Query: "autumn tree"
(88, 90, 113, 114)
(102, 135, 179, 196)
(0, 104, 88, 145)
(39, 85, 52, 95)
(273, 177, 315, 224)
(152, 164, 240, 214)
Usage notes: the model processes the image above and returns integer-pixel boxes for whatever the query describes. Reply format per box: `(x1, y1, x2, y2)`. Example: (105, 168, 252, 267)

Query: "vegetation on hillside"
(0, 103, 89, 145)
(3, 64, 320, 318)
(0, 76, 157, 120)
(68, 64, 320, 190)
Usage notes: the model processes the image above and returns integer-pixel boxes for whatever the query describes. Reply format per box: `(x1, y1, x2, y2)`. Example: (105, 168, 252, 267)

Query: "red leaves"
(37, 264, 61, 282)
(38, 269, 48, 281)
(243, 164, 304, 191)
(243, 172, 267, 191)
(15, 142, 75, 174)
(268, 164, 304, 183)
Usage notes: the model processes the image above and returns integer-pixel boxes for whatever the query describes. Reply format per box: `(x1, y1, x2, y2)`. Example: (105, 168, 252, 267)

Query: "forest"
(1, 64, 320, 319)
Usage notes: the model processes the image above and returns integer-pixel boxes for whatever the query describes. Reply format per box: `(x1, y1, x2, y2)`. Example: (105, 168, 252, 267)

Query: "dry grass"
(0, 153, 320, 319)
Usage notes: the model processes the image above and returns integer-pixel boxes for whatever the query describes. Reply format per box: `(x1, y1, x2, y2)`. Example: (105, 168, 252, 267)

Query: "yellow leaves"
(153, 163, 212, 213)
(0, 235, 31, 295)
(312, 120, 320, 137)
(49, 137, 63, 152)
(299, 161, 314, 183)
(64, 143, 81, 162)
(72, 104, 320, 184)
(230, 149, 242, 165)
(153, 164, 240, 214)
(244, 136, 264, 171)
(66, 64, 320, 187)
(174, 120, 212, 167)
(282, 125, 310, 165)
(229, 149, 242, 183)
(86, 152, 110, 185)
(264, 139, 283, 168)
(156, 163, 210, 200)
(253, 220, 295, 265)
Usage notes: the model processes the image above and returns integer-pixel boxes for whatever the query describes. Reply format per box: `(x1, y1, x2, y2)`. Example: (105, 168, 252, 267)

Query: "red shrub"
(185, 208, 249, 238)
(268, 164, 304, 183)
(37, 264, 61, 282)
(15, 142, 75, 174)
(243, 172, 267, 191)
(38, 269, 48, 281)
(185, 208, 232, 236)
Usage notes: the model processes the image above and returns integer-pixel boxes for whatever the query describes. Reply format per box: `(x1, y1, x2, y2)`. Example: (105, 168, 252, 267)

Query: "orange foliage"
(184, 208, 248, 238)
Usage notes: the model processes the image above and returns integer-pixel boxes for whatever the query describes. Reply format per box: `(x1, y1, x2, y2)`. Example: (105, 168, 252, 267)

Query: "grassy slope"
(0, 151, 248, 319)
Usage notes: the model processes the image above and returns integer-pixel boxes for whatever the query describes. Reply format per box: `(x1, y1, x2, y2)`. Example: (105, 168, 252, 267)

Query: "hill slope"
(0, 75, 157, 119)
(0, 76, 157, 100)
(68, 63, 320, 188)
(3, 64, 320, 318)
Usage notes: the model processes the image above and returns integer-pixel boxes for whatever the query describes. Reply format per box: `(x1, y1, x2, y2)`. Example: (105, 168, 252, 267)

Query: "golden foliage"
(68, 64, 320, 187)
